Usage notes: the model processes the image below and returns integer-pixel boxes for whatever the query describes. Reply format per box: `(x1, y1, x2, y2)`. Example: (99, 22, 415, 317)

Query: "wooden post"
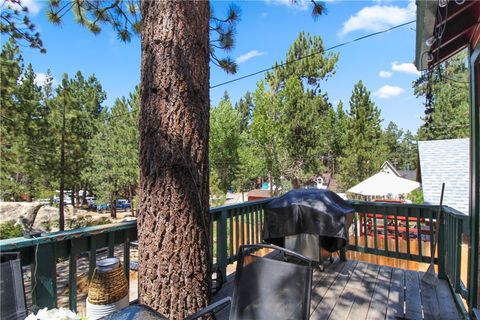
(88, 236, 97, 280)
(123, 232, 130, 283)
(468, 44, 480, 312)
(68, 240, 78, 312)
(217, 210, 228, 282)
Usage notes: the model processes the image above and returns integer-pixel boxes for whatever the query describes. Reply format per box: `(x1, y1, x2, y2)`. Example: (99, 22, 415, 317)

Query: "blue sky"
(6, 0, 424, 133)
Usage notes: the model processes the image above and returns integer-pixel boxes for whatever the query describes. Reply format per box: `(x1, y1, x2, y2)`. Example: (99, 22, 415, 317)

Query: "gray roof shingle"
(418, 138, 469, 215)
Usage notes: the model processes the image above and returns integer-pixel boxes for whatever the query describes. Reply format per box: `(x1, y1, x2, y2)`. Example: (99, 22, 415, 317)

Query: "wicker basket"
(88, 264, 128, 305)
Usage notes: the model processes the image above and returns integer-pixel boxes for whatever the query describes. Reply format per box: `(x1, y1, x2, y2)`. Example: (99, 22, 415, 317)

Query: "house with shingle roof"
(418, 138, 469, 215)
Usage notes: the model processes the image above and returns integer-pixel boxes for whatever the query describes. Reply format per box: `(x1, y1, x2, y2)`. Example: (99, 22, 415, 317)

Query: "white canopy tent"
(347, 172, 420, 197)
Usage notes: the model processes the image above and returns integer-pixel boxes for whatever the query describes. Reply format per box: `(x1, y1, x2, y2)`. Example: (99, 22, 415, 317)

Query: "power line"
(101, 20, 417, 120)
(210, 20, 416, 89)
(5, 20, 418, 125)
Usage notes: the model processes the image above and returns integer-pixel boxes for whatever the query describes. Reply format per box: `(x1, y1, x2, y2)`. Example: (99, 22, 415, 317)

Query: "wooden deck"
(212, 259, 461, 320)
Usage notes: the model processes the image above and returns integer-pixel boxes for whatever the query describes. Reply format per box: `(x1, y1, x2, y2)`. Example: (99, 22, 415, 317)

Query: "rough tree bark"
(138, 2, 211, 319)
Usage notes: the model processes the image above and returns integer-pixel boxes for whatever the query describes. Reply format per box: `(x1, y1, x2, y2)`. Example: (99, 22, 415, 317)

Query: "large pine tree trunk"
(138, 2, 211, 318)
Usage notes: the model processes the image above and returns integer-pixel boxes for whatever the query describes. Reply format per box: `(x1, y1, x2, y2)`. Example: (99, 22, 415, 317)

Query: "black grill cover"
(263, 189, 355, 252)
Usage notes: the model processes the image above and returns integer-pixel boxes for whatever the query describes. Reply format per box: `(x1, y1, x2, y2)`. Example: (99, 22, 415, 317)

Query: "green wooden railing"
(0, 221, 137, 312)
(0, 199, 472, 316)
(348, 201, 470, 316)
(211, 198, 270, 281)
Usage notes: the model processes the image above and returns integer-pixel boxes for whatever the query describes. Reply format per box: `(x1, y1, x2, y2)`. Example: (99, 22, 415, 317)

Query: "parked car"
(35, 198, 51, 205)
(96, 203, 109, 212)
(116, 199, 131, 210)
(96, 199, 131, 212)
(86, 197, 97, 210)
(53, 196, 72, 205)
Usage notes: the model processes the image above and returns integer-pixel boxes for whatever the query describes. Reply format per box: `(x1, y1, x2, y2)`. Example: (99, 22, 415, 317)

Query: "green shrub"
(0, 221, 23, 239)
(406, 188, 424, 204)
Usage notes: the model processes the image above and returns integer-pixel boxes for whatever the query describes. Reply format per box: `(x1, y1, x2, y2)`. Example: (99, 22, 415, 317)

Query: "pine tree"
(86, 91, 138, 218)
(323, 101, 347, 176)
(339, 81, 385, 189)
(277, 76, 326, 183)
(399, 130, 418, 171)
(0, 40, 23, 200)
(251, 82, 282, 193)
(27, 71, 58, 198)
(233, 133, 264, 199)
(252, 32, 338, 186)
(382, 121, 404, 168)
(414, 52, 469, 140)
(266, 31, 338, 95)
(209, 92, 242, 194)
(235, 91, 254, 132)
(0, 41, 46, 200)
(66, 72, 106, 205)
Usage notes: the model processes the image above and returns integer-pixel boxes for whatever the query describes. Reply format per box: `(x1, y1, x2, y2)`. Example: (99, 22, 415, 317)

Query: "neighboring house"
(418, 138, 469, 215)
(397, 170, 417, 181)
(247, 189, 271, 201)
(380, 161, 400, 176)
(302, 173, 339, 191)
(382, 161, 416, 181)
(323, 173, 339, 192)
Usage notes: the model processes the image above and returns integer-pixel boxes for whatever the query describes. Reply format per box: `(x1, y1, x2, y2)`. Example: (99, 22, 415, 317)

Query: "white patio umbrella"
(347, 172, 420, 197)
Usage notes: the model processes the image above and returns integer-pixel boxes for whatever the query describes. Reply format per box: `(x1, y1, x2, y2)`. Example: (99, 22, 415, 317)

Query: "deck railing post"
(217, 210, 228, 282)
(32, 243, 57, 309)
(438, 208, 447, 279)
(88, 236, 97, 280)
(123, 231, 130, 283)
(68, 240, 78, 312)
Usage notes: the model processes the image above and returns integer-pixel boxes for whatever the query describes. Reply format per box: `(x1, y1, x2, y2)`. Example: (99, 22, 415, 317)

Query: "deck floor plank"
(405, 270, 423, 319)
(418, 272, 441, 320)
(310, 260, 357, 320)
(386, 268, 406, 320)
(309, 259, 348, 315)
(435, 279, 461, 320)
(347, 262, 380, 320)
(212, 258, 461, 320)
(328, 261, 369, 320)
(367, 266, 393, 320)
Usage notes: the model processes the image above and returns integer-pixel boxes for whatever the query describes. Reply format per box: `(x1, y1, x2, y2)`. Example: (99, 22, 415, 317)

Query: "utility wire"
(210, 20, 416, 89)
(97, 20, 417, 120)
(6, 21, 417, 125)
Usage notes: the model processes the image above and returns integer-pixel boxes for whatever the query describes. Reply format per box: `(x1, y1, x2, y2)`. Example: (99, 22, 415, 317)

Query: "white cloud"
(6, 0, 42, 16)
(391, 61, 421, 75)
(236, 50, 265, 64)
(340, 0, 415, 35)
(374, 85, 405, 99)
(379, 70, 393, 78)
(34, 73, 57, 87)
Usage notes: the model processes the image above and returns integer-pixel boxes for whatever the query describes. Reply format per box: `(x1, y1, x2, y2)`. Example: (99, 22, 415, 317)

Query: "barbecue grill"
(263, 189, 355, 266)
